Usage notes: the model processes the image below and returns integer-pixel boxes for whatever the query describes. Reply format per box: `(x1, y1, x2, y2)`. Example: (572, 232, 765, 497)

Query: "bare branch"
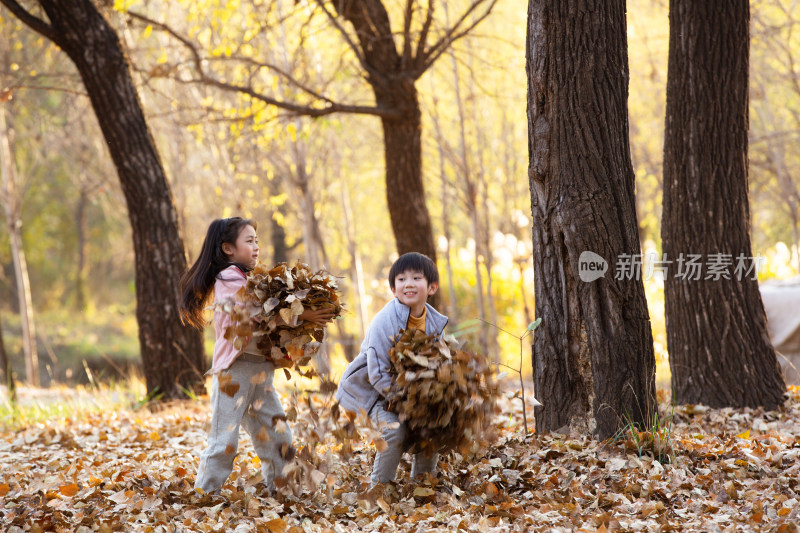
(312, 0, 375, 77)
(0, 0, 56, 41)
(400, 0, 414, 69)
(418, 0, 499, 76)
(319, 0, 397, 89)
(191, 75, 398, 118)
(127, 9, 400, 119)
(414, 0, 435, 68)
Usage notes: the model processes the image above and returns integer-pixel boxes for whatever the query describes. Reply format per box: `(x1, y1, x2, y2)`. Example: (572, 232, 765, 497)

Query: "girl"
(180, 217, 333, 494)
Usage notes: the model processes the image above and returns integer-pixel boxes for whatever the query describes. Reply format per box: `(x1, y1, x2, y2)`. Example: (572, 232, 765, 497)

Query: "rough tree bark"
(527, 0, 657, 439)
(0, 0, 205, 399)
(662, 0, 785, 408)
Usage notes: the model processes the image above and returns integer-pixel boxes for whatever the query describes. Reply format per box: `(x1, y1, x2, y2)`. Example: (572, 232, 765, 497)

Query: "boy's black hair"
(388, 252, 439, 290)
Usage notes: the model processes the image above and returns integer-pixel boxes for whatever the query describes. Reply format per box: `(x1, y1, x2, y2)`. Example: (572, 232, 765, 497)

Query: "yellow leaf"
(737, 430, 750, 440)
(148, 431, 161, 441)
(59, 483, 80, 497)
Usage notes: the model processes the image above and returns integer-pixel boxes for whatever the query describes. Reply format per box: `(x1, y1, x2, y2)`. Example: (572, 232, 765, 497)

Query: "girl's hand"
(299, 307, 336, 326)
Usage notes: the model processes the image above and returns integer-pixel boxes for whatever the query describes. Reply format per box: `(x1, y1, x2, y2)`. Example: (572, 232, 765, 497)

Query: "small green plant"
(476, 317, 543, 434)
(134, 386, 164, 410)
(179, 384, 201, 402)
(613, 405, 676, 463)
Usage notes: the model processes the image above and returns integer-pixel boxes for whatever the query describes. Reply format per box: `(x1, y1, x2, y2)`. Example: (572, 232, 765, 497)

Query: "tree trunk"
(75, 186, 89, 311)
(0, 314, 15, 402)
(267, 174, 290, 263)
(526, 0, 657, 439)
(0, 106, 39, 387)
(331, 0, 439, 306)
(662, 0, 785, 408)
(429, 76, 457, 322)
(10, 0, 206, 399)
(376, 84, 437, 263)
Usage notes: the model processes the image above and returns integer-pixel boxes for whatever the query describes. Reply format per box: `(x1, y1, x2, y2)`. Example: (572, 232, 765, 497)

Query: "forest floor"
(1, 383, 799, 532)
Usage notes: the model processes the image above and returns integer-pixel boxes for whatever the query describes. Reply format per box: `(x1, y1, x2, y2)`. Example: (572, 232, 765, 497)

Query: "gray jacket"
(336, 298, 448, 414)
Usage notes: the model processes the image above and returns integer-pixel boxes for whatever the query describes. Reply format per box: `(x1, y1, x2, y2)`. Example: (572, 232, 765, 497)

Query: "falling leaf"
(221, 382, 240, 398)
(250, 371, 267, 385)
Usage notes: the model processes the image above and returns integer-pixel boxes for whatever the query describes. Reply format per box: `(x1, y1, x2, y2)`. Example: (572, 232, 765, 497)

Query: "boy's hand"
(299, 307, 336, 325)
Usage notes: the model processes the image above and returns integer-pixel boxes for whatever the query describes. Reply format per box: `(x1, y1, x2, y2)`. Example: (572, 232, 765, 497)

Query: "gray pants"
(195, 357, 292, 494)
(370, 401, 438, 486)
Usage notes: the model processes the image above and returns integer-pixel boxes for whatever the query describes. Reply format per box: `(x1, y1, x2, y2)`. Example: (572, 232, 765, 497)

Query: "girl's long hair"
(179, 217, 256, 329)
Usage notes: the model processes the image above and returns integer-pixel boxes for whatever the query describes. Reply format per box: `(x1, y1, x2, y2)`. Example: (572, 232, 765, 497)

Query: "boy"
(336, 252, 448, 486)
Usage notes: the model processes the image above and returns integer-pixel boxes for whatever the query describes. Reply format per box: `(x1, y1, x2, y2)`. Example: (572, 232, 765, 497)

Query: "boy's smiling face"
(392, 269, 438, 316)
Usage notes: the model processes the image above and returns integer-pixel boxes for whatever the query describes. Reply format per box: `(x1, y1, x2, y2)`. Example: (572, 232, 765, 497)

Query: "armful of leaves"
(217, 261, 344, 375)
(386, 328, 499, 454)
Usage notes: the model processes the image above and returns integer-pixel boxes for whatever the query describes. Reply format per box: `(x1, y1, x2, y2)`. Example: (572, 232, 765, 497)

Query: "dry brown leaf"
(265, 518, 287, 533)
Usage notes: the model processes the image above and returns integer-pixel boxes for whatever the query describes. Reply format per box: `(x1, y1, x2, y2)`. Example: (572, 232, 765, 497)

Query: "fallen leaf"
(59, 483, 79, 497)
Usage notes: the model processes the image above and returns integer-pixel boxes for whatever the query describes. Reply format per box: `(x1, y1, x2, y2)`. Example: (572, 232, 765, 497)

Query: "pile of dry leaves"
(219, 261, 343, 374)
(1, 383, 800, 532)
(386, 329, 498, 454)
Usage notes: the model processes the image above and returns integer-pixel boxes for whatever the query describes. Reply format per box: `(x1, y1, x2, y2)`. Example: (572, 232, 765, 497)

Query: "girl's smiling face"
(222, 224, 259, 269)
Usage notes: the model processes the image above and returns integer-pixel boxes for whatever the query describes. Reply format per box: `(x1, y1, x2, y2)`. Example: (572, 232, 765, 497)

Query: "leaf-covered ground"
(1, 385, 800, 532)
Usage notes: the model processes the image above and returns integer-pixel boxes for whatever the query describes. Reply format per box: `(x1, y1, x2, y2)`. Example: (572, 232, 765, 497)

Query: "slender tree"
(0, 313, 15, 402)
(526, 0, 657, 439)
(0, 102, 38, 387)
(0, 0, 205, 399)
(662, 0, 785, 408)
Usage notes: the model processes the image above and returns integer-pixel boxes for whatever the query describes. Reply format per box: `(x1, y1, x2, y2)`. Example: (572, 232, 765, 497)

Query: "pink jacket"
(210, 265, 254, 373)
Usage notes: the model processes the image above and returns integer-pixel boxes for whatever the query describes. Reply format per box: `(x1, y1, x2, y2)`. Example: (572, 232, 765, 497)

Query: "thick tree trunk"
(662, 0, 785, 408)
(377, 83, 440, 309)
(20, 0, 205, 398)
(526, 0, 656, 439)
(377, 83, 438, 264)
